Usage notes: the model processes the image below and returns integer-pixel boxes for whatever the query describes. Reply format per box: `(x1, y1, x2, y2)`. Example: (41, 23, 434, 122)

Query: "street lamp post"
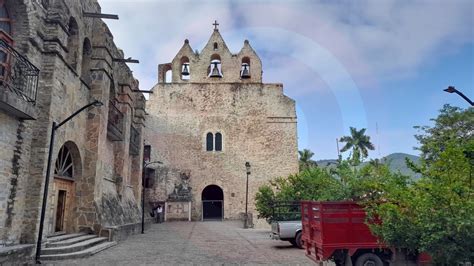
(444, 86, 474, 106)
(35, 100, 103, 264)
(244, 162, 251, 229)
(141, 160, 162, 234)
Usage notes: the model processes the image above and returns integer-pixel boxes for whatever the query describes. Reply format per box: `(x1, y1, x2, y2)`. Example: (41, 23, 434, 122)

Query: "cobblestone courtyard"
(51, 221, 313, 265)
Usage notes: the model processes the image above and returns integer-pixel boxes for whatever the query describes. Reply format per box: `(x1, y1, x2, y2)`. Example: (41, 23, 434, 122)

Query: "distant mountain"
(316, 153, 421, 178)
(382, 153, 420, 177)
(376, 153, 421, 178)
(316, 159, 339, 167)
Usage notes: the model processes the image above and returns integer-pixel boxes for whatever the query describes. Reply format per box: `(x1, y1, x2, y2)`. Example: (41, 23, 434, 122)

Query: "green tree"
(255, 167, 348, 222)
(255, 156, 403, 222)
(414, 104, 473, 164)
(255, 185, 275, 222)
(339, 127, 375, 165)
(298, 149, 317, 171)
(366, 105, 474, 264)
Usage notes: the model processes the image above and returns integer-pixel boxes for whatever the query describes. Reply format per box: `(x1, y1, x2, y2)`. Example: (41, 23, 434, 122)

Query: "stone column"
(78, 44, 113, 232)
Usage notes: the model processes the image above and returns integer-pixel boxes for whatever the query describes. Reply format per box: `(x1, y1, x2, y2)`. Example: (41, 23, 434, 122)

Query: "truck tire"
(355, 253, 383, 266)
(295, 232, 303, 249)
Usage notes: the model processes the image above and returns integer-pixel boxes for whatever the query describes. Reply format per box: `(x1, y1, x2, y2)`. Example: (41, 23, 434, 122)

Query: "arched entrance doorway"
(53, 142, 80, 232)
(201, 185, 223, 221)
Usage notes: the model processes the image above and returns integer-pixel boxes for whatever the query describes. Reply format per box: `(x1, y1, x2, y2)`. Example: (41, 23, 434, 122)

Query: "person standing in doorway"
(155, 204, 163, 223)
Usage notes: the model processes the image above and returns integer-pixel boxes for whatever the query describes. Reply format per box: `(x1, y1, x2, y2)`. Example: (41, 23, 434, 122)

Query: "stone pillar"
(113, 84, 133, 196)
(78, 54, 112, 231)
(157, 63, 172, 84)
(130, 93, 146, 202)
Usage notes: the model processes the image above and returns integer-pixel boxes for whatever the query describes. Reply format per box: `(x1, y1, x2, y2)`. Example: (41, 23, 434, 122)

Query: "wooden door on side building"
(53, 178, 75, 232)
(53, 144, 76, 233)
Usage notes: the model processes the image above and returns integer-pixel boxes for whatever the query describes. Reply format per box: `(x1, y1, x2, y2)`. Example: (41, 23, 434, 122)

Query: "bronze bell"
(241, 63, 250, 79)
(181, 63, 190, 76)
(210, 62, 222, 77)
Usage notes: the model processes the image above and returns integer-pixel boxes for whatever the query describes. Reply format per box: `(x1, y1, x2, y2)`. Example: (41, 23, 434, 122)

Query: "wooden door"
(55, 190, 66, 232)
(53, 178, 75, 232)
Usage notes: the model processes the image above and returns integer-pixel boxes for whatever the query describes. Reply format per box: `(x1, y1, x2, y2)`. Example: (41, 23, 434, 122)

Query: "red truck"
(301, 201, 431, 266)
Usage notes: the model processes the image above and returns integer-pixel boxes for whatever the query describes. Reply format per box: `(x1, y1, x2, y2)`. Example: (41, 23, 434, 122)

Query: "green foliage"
(339, 127, 375, 165)
(318, 153, 422, 179)
(298, 149, 318, 171)
(255, 185, 275, 222)
(280, 168, 346, 201)
(255, 160, 393, 222)
(366, 143, 473, 264)
(366, 105, 474, 264)
(414, 104, 473, 164)
(257, 105, 473, 264)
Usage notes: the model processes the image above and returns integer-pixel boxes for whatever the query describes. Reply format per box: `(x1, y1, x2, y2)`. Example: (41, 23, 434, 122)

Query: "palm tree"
(339, 127, 375, 165)
(298, 149, 317, 171)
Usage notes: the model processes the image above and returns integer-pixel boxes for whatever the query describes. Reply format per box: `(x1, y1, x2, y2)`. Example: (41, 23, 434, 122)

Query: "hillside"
(378, 153, 420, 177)
(316, 153, 421, 178)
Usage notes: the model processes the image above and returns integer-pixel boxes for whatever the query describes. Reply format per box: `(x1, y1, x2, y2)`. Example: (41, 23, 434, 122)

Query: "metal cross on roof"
(213, 20, 219, 30)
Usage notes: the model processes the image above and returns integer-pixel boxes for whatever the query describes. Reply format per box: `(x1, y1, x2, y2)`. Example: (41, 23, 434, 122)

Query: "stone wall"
(0, 113, 33, 246)
(0, 244, 34, 265)
(147, 30, 298, 227)
(0, 0, 146, 258)
(165, 201, 191, 221)
(145, 166, 183, 204)
(145, 81, 298, 226)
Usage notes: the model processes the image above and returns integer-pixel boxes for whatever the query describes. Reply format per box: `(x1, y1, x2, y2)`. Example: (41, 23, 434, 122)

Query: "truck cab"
(269, 201, 304, 249)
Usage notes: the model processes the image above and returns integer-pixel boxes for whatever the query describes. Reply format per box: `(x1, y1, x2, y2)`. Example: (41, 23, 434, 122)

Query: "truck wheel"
(295, 232, 303, 249)
(355, 253, 383, 266)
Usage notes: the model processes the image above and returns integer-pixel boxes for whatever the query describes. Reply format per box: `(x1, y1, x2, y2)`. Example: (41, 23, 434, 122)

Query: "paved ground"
(52, 221, 314, 265)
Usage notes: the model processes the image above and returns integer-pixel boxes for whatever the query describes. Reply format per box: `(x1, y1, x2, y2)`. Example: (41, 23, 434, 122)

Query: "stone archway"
(52, 141, 81, 233)
(201, 185, 224, 221)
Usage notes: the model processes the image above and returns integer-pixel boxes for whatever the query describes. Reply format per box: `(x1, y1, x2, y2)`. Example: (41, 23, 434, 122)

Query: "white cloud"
(98, 0, 473, 91)
(97, 0, 472, 158)
(99, 0, 235, 90)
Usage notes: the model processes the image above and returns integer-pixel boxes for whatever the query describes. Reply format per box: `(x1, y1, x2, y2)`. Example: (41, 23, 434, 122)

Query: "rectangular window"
(143, 145, 151, 162)
(206, 133, 213, 151)
(215, 133, 222, 151)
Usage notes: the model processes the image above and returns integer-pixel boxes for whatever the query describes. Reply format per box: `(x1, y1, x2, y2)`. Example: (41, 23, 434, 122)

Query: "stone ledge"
(103, 221, 150, 242)
(0, 89, 38, 120)
(0, 244, 34, 265)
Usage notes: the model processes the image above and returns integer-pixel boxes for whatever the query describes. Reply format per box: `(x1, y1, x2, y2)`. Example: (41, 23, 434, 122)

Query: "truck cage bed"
(301, 201, 384, 262)
(271, 201, 301, 222)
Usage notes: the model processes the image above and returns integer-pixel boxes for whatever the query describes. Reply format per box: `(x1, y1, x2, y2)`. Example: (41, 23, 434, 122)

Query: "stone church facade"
(145, 27, 298, 226)
(0, 0, 145, 261)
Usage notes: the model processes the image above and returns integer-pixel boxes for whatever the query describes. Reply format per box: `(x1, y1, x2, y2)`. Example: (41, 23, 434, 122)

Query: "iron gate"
(202, 200, 223, 220)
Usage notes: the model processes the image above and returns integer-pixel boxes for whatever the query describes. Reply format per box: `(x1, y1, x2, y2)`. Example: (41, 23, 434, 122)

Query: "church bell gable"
(171, 39, 198, 82)
(237, 40, 263, 83)
(200, 28, 233, 59)
(163, 21, 263, 84)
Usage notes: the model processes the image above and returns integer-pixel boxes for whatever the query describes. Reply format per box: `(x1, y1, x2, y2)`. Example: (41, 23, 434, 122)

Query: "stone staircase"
(40, 232, 117, 261)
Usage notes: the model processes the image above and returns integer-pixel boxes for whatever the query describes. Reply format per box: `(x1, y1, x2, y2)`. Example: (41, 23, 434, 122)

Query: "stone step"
(41, 237, 107, 255)
(46, 234, 97, 248)
(40, 241, 117, 261)
(46, 233, 87, 243)
(47, 231, 66, 238)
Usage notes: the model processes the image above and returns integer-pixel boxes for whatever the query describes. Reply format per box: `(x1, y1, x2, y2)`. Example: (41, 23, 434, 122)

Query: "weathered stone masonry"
(145, 28, 299, 227)
(0, 0, 145, 262)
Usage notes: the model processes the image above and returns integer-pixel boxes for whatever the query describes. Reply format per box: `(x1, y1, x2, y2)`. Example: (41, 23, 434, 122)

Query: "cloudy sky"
(99, 0, 473, 160)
